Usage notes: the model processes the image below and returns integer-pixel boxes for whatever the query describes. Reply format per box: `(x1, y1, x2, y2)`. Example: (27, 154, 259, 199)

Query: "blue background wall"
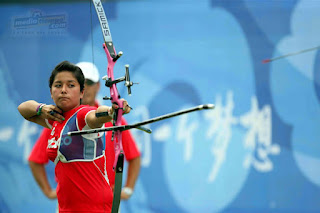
(0, 0, 320, 212)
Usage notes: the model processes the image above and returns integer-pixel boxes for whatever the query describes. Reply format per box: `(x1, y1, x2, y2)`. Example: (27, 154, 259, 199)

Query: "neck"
(61, 104, 81, 113)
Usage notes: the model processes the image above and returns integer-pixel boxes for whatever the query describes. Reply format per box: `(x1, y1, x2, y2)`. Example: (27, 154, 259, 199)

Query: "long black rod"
(68, 104, 214, 136)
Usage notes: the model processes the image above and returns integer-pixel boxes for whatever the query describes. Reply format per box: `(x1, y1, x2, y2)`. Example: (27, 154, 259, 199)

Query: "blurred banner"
(0, 0, 320, 212)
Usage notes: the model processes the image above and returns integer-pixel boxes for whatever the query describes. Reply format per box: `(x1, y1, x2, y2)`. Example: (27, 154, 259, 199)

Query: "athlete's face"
(50, 71, 84, 112)
(82, 80, 100, 106)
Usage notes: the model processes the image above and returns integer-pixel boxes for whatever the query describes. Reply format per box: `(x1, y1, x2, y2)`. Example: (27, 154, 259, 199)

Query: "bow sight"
(102, 61, 137, 100)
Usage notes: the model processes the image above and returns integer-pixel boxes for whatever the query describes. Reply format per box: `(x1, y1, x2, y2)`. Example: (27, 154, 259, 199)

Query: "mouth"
(59, 97, 69, 101)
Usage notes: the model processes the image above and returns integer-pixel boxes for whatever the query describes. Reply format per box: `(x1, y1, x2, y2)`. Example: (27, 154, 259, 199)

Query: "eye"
(54, 84, 61, 88)
(68, 84, 75, 88)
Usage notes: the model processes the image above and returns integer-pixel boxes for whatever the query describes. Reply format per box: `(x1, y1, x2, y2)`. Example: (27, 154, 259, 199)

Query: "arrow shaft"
(68, 104, 214, 136)
(263, 45, 320, 63)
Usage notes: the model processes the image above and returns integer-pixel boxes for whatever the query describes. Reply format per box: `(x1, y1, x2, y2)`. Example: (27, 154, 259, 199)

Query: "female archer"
(18, 60, 131, 212)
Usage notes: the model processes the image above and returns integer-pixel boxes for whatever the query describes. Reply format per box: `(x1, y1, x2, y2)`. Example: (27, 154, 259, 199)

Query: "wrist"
(43, 187, 51, 196)
(122, 187, 133, 197)
(36, 103, 46, 116)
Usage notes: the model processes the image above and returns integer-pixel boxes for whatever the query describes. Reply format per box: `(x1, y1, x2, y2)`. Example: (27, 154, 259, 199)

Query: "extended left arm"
(86, 101, 131, 129)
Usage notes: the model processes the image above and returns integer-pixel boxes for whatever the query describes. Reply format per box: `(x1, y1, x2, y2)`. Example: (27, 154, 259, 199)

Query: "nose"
(61, 84, 67, 93)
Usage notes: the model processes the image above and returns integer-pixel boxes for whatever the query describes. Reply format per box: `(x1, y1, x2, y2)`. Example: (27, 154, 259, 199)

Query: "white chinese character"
(240, 96, 280, 172)
(176, 113, 199, 162)
(205, 91, 238, 182)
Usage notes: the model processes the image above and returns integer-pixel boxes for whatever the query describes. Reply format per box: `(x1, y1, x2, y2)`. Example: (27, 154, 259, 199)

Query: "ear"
(50, 89, 53, 99)
(80, 89, 84, 99)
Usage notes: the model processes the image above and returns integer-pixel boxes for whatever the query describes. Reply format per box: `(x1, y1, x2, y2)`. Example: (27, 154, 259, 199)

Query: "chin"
(57, 104, 71, 112)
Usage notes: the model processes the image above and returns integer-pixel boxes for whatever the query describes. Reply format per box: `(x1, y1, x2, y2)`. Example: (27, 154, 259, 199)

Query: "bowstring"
(90, 0, 95, 67)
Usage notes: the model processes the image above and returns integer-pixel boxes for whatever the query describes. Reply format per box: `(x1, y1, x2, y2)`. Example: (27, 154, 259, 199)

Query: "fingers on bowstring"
(52, 106, 63, 115)
(49, 111, 65, 123)
(47, 106, 64, 123)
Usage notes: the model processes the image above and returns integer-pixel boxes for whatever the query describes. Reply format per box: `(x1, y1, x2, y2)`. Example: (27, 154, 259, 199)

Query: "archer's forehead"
(53, 71, 78, 83)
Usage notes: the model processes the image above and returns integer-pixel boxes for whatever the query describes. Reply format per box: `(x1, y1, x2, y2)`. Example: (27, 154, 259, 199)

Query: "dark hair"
(49, 61, 85, 92)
